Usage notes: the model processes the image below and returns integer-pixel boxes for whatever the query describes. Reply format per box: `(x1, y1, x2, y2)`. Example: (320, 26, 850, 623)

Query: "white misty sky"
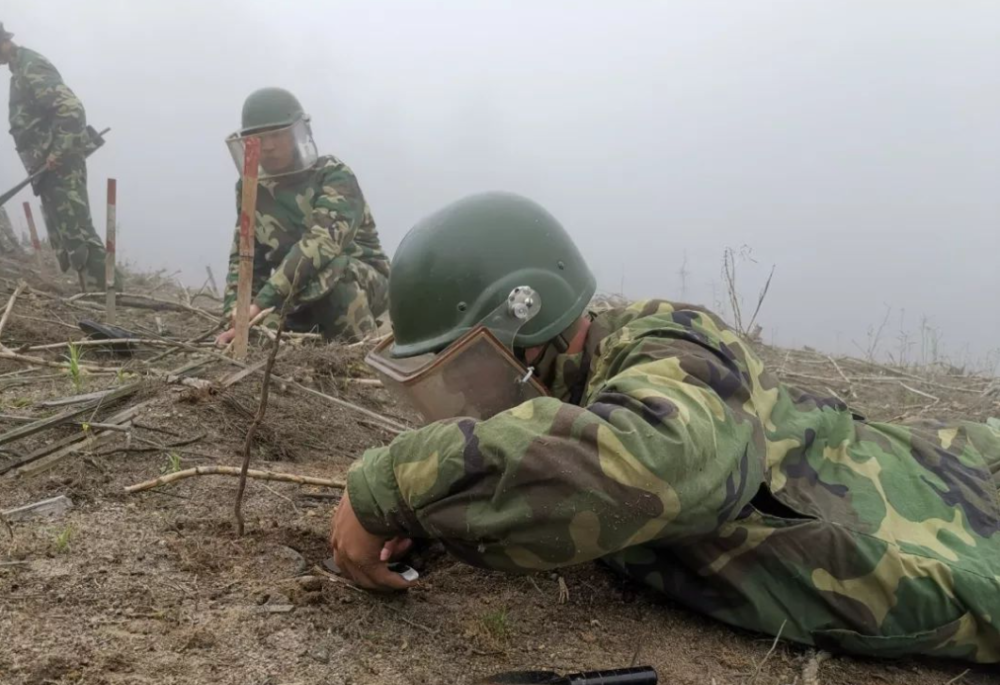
(2, 1, 998, 367)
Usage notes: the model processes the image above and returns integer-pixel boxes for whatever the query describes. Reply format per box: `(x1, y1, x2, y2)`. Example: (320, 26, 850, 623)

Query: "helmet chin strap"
(527, 316, 586, 387)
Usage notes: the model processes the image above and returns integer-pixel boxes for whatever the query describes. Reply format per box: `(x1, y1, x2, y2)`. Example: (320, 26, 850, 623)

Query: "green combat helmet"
(367, 192, 596, 423)
(387, 191, 597, 358)
(227, 87, 318, 178)
(240, 87, 305, 134)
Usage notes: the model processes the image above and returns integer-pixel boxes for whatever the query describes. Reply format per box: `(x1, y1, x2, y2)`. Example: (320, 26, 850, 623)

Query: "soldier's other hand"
(215, 303, 265, 347)
(329, 490, 415, 593)
(215, 327, 237, 347)
(45, 154, 60, 171)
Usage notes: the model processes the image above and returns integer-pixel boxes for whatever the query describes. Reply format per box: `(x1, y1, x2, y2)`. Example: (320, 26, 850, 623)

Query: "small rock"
(298, 576, 322, 592)
(266, 592, 291, 606)
(276, 546, 308, 575)
(308, 647, 330, 664)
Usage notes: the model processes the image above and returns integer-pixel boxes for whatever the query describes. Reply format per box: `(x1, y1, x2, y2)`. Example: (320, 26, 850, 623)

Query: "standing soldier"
(0, 206, 25, 258)
(0, 23, 110, 290)
(216, 88, 390, 345)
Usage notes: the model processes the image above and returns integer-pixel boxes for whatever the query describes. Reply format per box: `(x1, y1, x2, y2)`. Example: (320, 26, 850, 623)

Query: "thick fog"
(2, 2, 998, 368)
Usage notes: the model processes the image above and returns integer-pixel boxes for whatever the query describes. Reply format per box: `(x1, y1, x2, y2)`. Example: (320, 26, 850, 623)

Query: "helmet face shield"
(226, 117, 318, 179)
(366, 286, 549, 423)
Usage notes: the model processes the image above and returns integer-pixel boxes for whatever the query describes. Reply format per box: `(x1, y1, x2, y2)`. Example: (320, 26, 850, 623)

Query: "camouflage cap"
(0, 24, 12, 42)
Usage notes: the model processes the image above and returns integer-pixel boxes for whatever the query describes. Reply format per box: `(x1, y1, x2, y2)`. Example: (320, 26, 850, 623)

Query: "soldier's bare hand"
(215, 327, 237, 347)
(380, 536, 413, 562)
(329, 491, 415, 592)
(45, 154, 60, 171)
(215, 304, 265, 347)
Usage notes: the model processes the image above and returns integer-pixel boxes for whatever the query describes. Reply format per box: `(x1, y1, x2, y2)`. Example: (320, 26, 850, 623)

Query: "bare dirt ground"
(1, 256, 998, 685)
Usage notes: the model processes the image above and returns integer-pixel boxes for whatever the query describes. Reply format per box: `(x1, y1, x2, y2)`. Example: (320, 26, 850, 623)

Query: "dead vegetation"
(0, 254, 997, 685)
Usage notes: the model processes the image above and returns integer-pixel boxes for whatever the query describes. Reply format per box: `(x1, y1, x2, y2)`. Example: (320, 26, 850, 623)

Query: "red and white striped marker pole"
(105, 179, 117, 323)
(21, 201, 44, 273)
(232, 137, 260, 360)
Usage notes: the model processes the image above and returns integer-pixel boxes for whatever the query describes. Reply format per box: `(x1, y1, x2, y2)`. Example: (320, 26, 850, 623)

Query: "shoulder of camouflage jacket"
(13, 47, 58, 75)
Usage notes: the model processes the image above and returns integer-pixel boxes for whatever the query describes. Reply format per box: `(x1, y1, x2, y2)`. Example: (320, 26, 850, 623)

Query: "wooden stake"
(21, 202, 43, 273)
(233, 136, 261, 361)
(105, 179, 117, 323)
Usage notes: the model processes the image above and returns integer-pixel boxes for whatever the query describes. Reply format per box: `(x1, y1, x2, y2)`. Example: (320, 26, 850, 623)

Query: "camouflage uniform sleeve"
(16, 54, 87, 158)
(253, 162, 366, 310)
(347, 310, 767, 573)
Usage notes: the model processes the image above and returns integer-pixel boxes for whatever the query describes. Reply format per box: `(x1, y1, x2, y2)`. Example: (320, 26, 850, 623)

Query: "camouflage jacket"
(8, 47, 94, 170)
(222, 156, 389, 316)
(348, 300, 1000, 663)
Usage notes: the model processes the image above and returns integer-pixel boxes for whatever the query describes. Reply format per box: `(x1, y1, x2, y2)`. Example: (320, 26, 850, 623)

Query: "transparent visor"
(366, 287, 549, 423)
(226, 117, 319, 179)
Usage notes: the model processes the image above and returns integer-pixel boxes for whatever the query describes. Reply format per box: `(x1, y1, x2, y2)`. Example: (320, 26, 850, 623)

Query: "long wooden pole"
(105, 179, 117, 323)
(232, 137, 260, 361)
(21, 202, 43, 273)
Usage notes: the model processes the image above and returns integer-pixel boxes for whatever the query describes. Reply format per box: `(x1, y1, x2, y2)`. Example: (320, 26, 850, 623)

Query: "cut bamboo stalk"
(233, 136, 261, 361)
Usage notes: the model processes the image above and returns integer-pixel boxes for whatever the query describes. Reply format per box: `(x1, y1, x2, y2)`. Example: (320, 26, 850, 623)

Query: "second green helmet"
(241, 87, 305, 135)
(388, 192, 596, 358)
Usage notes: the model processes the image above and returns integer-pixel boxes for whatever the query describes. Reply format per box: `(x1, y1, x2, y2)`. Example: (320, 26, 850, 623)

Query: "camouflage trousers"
(605, 422, 1000, 662)
(36, 155, 109, 290)
(284, 256, 388, 343)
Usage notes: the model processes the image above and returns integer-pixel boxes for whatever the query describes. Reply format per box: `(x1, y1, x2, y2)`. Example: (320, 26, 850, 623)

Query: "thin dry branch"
(745, 620, 786, 685)
(0, 415, 130, 432)
(279, 379, 407, 434)
(0, 281, 27, 342)
(898, 382, 940, 403)
(3, 400, 154, 478)
(235, 314, 287, 536)
(345, 333, 391, 349)
(69, 291, 221, 322)
(124, 466, 346, 493)
(234, 266, 299, 536)
(0, 381, 142, 449)
(0, 347, 108, 373)
(943, 669, 970, 685)
(142, 324, 222, 366)
(745, 265, 776, 335)
(825, 355, 856, 399)
(11, 313, 79, 331)
(20, 338, 215, 353)
(851, 374, 976, 396)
